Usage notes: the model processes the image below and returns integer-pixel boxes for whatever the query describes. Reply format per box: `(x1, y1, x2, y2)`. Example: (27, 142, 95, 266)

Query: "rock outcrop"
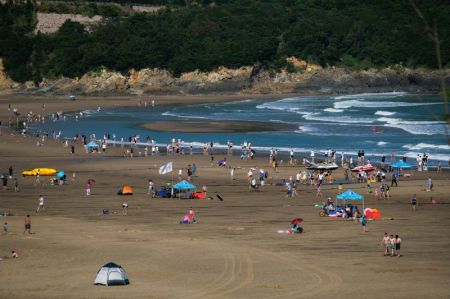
(35, 12, 102, 33)
(1, 57, 448, 95)
(0, 59, 19, 90)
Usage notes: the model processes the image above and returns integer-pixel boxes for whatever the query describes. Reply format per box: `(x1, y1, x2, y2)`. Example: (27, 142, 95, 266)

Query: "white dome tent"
(94, 262, 130, 286)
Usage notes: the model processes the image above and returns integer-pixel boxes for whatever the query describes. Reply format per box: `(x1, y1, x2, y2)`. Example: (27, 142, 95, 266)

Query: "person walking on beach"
(35, 169, 40, 185)
(389, 234, 396, 256)
(230, 167, 235, 183)
(360, 214, 368, 232)
(391, 173, 398, 187)
(148, 179, 155, 197)
(395, 235, 402, 257)
(36, 195, 45, 213)
(316, 184, 323, 198)
(427, 177, 433, 191)
(24, 215, 31, 234)
(381, 233, 390, 256)
(384, 184, 390, 199)
(286, 182, 292, 198)
(122, 202, 128, 215)
(189, 207, 195, 222)
(411, 194, 417, 212)
(14, 178, 19, 192)
(86, 182, 91, 196)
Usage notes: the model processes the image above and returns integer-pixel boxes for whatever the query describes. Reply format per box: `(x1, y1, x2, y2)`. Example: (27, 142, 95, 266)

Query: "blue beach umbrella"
(56, 171, 65, 179)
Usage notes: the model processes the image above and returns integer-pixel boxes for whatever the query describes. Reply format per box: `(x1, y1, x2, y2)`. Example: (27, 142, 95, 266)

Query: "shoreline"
(1, 90, 448, 163)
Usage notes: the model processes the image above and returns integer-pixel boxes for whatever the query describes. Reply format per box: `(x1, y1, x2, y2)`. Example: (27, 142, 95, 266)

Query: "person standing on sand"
(189, 207, 195, 222)
(411, 194, 417, 212)
(35, 170, 40, 185)
(36, 195, 45, 213)
(385, 184, 390, 200)
(360, 214, 368, 232)
(427, 177, 433, 191)
(381, 233, 390, 256)
(122, 202, 128, 215)
(24, 215, 31, 234)
(148, 180, 155, 197)
(316, 184, 323, 198)
(389, 234, 396, 256)
(230, 167, 235, 183)
(391, 173, 398, 187)
(14, 178, 19, 192)
(86, 182, 91, 196)
(395, 235, 402, 257)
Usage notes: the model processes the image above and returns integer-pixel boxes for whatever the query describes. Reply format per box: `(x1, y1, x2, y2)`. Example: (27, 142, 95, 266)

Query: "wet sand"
(0, 92, 449, 298)
(139, 120, 296, 133)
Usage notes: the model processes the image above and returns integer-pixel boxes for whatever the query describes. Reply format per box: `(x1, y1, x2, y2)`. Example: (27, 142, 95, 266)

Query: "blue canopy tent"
(173, 180, 196, 199)
(336, 189, 365, 210)
(86, 141, 100, 153)
(392, 160, 414, 177)
(87, 141, 99, 148)
(392, 161, 413, 169)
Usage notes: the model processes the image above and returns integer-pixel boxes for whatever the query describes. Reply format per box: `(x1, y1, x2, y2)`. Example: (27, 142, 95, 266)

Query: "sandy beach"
(0, 92, 450, 299)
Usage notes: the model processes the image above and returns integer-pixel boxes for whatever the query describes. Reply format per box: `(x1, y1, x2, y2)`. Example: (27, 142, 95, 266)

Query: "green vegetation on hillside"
(1, 0, 449, 82)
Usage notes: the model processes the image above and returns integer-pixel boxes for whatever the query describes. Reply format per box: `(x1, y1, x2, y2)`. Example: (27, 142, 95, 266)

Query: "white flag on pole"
(159, 162, 173, 175)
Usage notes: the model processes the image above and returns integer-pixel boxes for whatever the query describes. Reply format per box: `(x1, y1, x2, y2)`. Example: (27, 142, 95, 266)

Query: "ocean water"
(30, 92, 449, 163)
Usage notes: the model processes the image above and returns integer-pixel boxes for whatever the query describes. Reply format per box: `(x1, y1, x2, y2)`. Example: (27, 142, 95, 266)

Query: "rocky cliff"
(0, 59, 19, 90)
(1, 58, 448, 96)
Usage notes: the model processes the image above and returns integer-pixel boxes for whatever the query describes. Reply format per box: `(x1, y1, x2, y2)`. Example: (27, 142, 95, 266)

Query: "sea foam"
(374, 110, 396, 116)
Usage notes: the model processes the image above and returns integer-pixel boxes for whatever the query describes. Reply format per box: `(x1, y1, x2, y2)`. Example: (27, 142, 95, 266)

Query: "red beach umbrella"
(291, 218, 303, 225)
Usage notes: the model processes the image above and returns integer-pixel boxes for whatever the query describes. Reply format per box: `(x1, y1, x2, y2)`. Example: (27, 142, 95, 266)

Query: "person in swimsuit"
(381, 233, 390, 256)
(395, 235, 402, 257)
(411, 194, 417, 212)
(24, 215, 31, 234)
(389, 235, 396, 256)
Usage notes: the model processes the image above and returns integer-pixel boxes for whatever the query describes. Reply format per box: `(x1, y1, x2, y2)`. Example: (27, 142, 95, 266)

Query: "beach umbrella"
(291, 218, 303, 225)
(56, 171, 65, 179)
(336, 189, 365, 210)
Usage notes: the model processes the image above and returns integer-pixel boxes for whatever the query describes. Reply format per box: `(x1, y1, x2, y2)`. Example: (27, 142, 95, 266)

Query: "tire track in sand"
(260, 250, 342, 299)
(184, 246, 255, 299)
